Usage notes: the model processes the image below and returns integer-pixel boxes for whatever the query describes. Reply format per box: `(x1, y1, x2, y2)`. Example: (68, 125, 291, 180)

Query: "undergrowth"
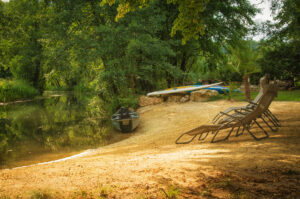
(0, 79, 39, 102)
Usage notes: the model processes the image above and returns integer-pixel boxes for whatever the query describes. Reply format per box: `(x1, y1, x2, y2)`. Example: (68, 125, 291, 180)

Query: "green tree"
(0, 0, 259, 111)
(95, 1, 180, 110)
(227, 40, 261, 101)
(270, 0, 300, 40)
(259, 0, 300, 85)
(0, 0, 45, 91)
(259, 41, 300, 85)
(101, 0, 257, 44)
(0, 1, 11, 78)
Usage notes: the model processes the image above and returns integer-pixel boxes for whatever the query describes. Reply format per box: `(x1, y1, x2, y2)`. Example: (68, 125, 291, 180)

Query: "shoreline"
(0, 94, 63, 106)
(5, 149, 94, 170)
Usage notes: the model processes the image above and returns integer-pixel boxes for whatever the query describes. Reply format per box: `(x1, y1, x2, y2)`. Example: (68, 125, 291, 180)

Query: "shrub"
(0, 79, 39, 102)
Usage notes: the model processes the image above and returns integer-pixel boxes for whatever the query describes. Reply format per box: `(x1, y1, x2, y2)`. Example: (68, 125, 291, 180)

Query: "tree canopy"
(258, 0, 300, 85)
(1, 0, 298, 107)
(101, 0, 257, 44)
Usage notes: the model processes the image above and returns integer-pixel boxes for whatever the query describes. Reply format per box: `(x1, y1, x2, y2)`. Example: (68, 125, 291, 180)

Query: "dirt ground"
(0, 100, 300, 199)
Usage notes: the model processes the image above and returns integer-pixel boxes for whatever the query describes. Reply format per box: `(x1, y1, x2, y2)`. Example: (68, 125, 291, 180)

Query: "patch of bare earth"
(0, 101, 300, 198)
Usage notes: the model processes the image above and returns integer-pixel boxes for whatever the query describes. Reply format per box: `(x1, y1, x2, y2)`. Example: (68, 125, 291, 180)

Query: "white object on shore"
(147, 82, 223, 97)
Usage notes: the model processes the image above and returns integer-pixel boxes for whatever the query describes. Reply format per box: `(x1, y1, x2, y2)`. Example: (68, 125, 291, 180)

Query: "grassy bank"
(208, 90, 300, 102)
(0, 79, 40, 103)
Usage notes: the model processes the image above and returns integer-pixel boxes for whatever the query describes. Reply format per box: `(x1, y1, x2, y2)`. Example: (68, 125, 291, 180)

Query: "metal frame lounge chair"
(175, 82, 279, 144)
(212, 76, 280, 129)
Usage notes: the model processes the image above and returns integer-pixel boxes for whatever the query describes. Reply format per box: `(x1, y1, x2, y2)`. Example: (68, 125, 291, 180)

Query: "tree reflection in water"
(0, 94, 109, 168)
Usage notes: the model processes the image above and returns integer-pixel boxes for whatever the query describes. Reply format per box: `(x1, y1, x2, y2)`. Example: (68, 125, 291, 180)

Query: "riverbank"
(0, 93, 126, 169)
(0, 79, 40, 103)
(0, 94, 63, 106)
(1, 100, 300, 198)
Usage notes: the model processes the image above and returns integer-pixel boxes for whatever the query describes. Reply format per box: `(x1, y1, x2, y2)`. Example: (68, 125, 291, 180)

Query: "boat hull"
(111, 109, 139, 133)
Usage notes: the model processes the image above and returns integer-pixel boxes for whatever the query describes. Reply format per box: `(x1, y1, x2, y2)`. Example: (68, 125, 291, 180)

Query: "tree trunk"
(130, 74, 135, 94)
(180, 52, 187, 84)
(243, 74, 251, 102)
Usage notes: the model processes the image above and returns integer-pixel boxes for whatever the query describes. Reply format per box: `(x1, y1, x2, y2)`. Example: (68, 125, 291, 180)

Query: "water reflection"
(0, 93, 111, 169)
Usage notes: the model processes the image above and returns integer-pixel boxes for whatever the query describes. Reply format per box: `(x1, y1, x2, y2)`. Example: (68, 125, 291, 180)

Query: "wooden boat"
(111, 108, 139, 133)
(146, 82, 223, 96)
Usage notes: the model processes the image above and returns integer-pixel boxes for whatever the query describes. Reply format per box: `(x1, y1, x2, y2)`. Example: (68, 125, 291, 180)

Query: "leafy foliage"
(259, 0, 300, 85)
(0, 0, 44, 90)
(227, 40, 261, 76)
(259, 41, 300, 83)
(270, 0, 300, 40)
(0, 79, 39, 102)
(1, 0, 259, 112)
(101, 0, 257, 44)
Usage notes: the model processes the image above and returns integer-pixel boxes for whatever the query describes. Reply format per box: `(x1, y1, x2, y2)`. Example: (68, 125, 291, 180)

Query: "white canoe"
(147, 82, 223, 97)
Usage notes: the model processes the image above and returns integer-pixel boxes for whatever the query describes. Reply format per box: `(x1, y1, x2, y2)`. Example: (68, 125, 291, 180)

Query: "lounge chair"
(175, 82, 278, 144)
(212, 76, 280, 129)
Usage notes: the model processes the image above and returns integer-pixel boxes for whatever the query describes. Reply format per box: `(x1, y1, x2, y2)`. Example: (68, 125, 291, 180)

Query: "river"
(0, 92, 123, 169)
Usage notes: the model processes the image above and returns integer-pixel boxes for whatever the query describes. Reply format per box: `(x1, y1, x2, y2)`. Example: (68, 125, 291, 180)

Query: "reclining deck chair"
(175, 82, 278, 144)
(212, 76, 280, 130)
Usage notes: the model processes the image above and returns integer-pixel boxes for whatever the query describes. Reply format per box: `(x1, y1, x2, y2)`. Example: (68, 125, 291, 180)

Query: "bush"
(0, 79, 40, 102)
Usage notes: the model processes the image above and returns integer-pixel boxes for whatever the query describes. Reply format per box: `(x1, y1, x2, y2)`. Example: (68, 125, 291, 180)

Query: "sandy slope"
(1, 100, 300, 198)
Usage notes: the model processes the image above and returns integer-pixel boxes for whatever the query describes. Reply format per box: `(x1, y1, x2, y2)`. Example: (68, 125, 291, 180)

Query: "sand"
(0, 100, 300, 198)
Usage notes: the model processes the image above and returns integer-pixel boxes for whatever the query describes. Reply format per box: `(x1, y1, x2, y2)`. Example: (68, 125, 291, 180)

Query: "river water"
(0, 93, 116, 169)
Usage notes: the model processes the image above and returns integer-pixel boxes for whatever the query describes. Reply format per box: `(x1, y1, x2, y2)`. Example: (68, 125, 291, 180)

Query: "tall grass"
(0, 79, 40, 102)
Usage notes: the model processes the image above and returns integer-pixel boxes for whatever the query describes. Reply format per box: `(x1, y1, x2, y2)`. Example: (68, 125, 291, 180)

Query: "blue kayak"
(203, 85, 229, 94)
